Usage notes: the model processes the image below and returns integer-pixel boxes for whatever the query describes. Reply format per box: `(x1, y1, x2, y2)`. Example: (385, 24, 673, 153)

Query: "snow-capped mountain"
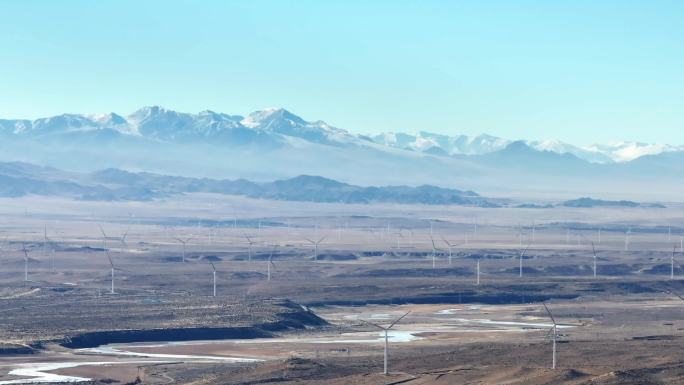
(583, 142, 684, 163)
(369, 131, 681, 163)
(0, 106, 683, 201)
(240, 108, 360, 146)
(1, 106, 679, 163)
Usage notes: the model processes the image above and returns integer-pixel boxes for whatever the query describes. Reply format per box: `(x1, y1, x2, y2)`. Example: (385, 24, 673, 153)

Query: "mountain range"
(0, 162, 662, 209)
(0, 107, 682, 200)
(0, 162, 499, 206)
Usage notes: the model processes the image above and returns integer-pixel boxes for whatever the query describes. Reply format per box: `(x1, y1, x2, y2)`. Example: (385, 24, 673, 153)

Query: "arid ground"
(0, 194, 683, 384)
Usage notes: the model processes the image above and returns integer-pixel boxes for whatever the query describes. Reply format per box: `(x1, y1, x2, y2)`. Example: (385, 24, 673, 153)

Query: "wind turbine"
(106, 251, 116, 294)
(267, 245, 277, 282)
(442, 238, 460, 265)
(625, 228, 631, 251)
(0, 235, 8, 264)
(591, 242, 598, 278)
(243, 234, 257, 262)
(542, 302, 558, 370)
(430, 237, 438, 268)
(99, 225, 109, 259)
(519, 244, 530, 278)
(360, 312, 410, 375)
(671, 244, 678, 281)
(174, 236, 193, 263)
(209, 261, 217, 297)
(44, 234, 56, 272)
(393, 231, 404, 250)
(43, 224, 48, 259)
(119, 227, 130, 253)
(305, 236, 326, 261)
(22, 244, 30, 282)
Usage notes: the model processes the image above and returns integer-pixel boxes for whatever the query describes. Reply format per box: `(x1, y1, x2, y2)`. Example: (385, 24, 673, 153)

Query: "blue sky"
(0, 0, 682, 145)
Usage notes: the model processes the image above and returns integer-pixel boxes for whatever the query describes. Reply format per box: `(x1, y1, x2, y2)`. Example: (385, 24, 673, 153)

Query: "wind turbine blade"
(544, 326, 554, 339)
(592, 242, 597, 257)
(668, 289, 684, 302)
(99, 225, 107, 238)
(388, 311, 411, 330)
(542, 302, 556, 325)
(358, 319, 385, 331)
(209, 261, 216, 272)
(522, 244, 530, 257)
(106, 251, 114, 268)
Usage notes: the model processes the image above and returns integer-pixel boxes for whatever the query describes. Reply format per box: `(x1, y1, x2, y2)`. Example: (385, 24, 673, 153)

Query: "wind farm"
(2, 1, 684, 383)
(0, 193, 683, 384)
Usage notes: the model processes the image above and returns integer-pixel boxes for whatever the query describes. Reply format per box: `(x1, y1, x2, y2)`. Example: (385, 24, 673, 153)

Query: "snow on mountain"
(0, 107, 680, 163)
(584, 142, 684, 162)
(369, 131, 682, 164)
(526, 140, 614, 163)
(241, 108, 361, 146)
(370, 132, 510, 155)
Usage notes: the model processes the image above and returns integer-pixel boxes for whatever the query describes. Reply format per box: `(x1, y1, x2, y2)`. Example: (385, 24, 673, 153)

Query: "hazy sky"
(1, 0, 682, 145)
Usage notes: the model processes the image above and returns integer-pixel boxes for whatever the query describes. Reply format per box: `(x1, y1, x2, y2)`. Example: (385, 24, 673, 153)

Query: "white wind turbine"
(267, 245, 277, 282)
(625, 228, 631, 251)
(174, 236, 193, 263)
(209, 261, 217, 297)
(591, 242, 598, 278)
(305, 236, 326, 261)
(393, 231, 404, 250)
(43, 224, 48, 259)
(671, 244, 678, 281)
(442, 237, 460, 266)
(105, 250, 116, 294)
(44, 233, 56, 272)
(542, 302, 558, 370)
(0, 235, 8, 264)
(430, 237, 438, 268)
(360, 312, 410, 376)
(99, 225, 110, 259)
(22, 244, 30, 282)
(119, 227, 130, 253)
(519, 244, 531, 278)
(243, 234, 257, 262)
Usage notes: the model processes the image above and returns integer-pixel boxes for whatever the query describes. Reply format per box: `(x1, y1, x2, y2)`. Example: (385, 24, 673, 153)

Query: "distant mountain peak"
(241, 107, 306, 129)
(0, 106, 681, 164)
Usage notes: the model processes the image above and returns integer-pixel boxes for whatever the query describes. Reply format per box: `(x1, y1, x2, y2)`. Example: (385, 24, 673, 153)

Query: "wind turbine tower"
(305, 236, 326, 261)
(360, 312, 410, 375)
(591, 242, 598, 278)
(542, 302, 558, 370)
(174, 237, 193, 263)
(519, 244, 530, 278)
(106, 251, 115, 294)
(210, 261, 217, 296)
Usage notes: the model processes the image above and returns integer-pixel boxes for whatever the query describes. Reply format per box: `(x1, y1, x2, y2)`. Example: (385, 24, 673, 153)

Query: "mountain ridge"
(1, 106, 681, 163)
